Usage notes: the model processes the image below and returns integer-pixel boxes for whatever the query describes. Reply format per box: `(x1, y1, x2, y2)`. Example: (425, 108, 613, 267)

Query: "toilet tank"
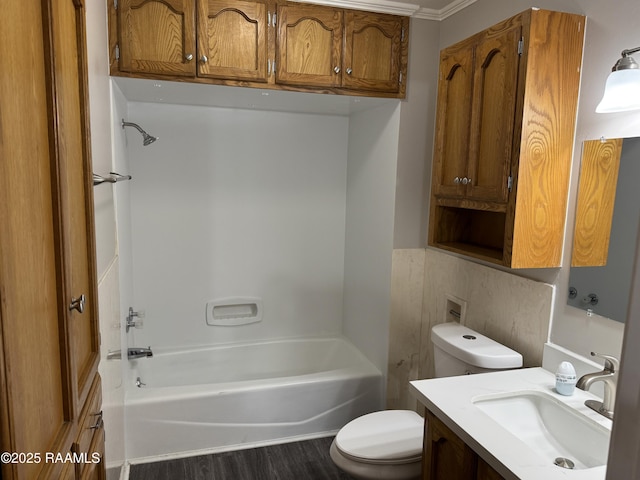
(431, 323, 522, 377)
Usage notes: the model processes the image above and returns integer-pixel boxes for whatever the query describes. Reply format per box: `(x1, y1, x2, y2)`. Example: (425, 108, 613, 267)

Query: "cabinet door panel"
(119, 0, 196, 76)
(276, 4, 343, 88)
(50, 0, 100, 412)
(432, 47, 474, 198)
(198, 0, 268, 82)
(343, 11, 403, 92)
(423, 412, 476, 480)
(466, 26, 520, 202)
(0, 1, 75, 478)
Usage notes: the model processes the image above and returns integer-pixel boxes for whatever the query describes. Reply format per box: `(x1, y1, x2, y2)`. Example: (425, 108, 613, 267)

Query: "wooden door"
(118, 0, 196, 76)
(431, 45, 474, 198)
(342, 11, 404, 93)
(276, 3, 343, 88)
(466, 25, 521, 203)
(0, 1, 75, 478)
(49, 0, 101, 415)
(197, 0, 269, 82)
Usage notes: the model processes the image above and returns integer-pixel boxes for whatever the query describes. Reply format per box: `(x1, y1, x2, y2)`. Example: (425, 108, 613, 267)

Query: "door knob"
(69, 294, 86, 314)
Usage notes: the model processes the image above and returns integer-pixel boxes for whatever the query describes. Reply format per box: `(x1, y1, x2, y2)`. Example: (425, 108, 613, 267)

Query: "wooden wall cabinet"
(110, 0, 409, 98)
(428, 9, 585, 268)
(277, 4, 407, 93)
(0, 0, 105, 479)
(422, 411, 504, 480)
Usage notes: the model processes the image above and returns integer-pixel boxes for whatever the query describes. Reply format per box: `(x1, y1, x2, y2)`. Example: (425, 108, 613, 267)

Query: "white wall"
(85, 0, 125, 475)
(124, 102, 350, 349)
(343, 101, 401, 386)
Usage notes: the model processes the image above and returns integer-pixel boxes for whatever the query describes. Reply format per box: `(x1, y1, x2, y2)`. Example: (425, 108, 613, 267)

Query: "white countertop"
(410, 367, 612, 480)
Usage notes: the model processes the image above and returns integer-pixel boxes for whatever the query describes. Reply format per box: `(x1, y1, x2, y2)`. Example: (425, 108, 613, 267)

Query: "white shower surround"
(117, 92, 401, 460)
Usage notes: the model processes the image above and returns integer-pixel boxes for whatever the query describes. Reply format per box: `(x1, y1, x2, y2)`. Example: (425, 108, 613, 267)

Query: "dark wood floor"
(129, 436, 355, 480)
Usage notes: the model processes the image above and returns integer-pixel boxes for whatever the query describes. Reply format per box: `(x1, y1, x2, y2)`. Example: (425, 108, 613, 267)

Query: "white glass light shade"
(596, 68, 640, 113)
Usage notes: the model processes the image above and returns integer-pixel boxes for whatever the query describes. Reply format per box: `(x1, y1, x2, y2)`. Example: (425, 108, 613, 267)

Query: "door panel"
(466, 26, 520, 202)
(198, 0, 268, 82)
(432, 47, 474, 198)
(276, 4, 343, 88)
(119, 0, 196, 76)
(50, 0, 100, 411)
(342, 11, 403, 92)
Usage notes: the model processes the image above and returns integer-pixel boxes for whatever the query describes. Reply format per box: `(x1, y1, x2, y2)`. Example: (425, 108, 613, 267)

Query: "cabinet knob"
(69, 294, 86, 314)
(461, 177, 469, 185)
(333, 66, 341, 74)
(453, 176, 460, 185)
(346, 68, 353, 75)
(200, 55, 208, 63)
(185, 54, 193, 61)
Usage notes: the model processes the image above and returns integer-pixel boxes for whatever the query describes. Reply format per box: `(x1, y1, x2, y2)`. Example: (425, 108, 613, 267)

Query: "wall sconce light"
(596, 46, 640, 113)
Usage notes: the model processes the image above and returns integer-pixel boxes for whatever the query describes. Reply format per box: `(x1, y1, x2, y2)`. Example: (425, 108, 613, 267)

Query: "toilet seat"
(334, 410, 423, 464)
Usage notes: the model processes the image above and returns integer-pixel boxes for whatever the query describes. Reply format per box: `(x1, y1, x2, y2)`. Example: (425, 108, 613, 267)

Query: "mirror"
(568, 136, 640, 322)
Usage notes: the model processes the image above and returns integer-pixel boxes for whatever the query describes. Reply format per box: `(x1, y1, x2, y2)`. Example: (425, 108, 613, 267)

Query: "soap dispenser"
(555, 361, 577, 395)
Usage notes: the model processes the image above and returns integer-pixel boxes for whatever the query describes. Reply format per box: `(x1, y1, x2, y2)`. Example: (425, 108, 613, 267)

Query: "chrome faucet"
(576, 352, 619, 420)
(106, 347, 153, 360)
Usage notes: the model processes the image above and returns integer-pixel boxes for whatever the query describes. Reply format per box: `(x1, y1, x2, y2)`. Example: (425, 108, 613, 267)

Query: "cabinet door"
(476, 457, 505, 480)
(276, 4, 343, 88)
(466, 25, 521, 203)
(197, 0, 268, 82)
(118, 0, 196, 76)
(423, 412, 477, 480)
(342, 11, 404, 93)
(0, 2, 75, 478)
(431, 45, 474, 198)
(50, 0, 101, 415)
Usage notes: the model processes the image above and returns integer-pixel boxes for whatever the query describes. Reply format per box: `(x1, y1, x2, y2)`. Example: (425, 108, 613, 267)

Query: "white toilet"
(330, 322, 523, 480)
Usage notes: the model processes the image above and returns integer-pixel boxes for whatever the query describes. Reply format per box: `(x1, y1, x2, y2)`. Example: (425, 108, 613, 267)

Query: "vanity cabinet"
(277, 4, 407, 93)
(423, 411, 504, 480)
(0, 0, 104, 478)
(109, 0, 409, 98)
(428, 8, 585, 268)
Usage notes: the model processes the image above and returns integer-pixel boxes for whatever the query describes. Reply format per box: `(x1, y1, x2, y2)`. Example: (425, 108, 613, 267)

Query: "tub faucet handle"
(126, 306, 145, 332)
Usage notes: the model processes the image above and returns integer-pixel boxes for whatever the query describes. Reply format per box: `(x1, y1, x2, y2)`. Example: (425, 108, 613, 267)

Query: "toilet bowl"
(330, 322, 522, 480)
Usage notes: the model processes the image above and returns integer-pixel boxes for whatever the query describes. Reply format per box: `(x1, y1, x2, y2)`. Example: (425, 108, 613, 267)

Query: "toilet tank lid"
(431, 323, 523, 369)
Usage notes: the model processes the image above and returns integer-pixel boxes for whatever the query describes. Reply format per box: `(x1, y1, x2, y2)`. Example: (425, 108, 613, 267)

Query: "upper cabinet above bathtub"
(428, 8, 585, 268)
(108, 0, 410, 98)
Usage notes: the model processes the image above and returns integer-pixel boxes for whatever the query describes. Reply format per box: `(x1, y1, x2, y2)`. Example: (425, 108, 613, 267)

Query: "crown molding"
(289, 0, 420, 16)
(413, 0, 477, 20)
(289, 0, 475, 20)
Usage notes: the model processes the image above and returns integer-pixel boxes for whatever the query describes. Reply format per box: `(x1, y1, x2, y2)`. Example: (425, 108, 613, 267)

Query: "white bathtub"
(125, 337, 383, 460)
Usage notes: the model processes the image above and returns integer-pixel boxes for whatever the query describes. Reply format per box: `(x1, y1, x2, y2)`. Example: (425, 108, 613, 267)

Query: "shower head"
(122, 119, 158, 146)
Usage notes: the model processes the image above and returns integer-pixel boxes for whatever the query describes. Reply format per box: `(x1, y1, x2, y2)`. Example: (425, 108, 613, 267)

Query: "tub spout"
(128, 347, 153, 359)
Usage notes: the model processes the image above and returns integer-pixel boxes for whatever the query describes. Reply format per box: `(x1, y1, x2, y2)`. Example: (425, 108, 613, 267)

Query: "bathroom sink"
(473, 390, 610, 470)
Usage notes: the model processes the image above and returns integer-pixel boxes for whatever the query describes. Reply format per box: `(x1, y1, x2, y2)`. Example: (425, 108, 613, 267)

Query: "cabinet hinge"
(517, 37, 524, 56)
(115, 44, 120, 60)
(507, 175, 513, 191)
(114, 0, 117, 9)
